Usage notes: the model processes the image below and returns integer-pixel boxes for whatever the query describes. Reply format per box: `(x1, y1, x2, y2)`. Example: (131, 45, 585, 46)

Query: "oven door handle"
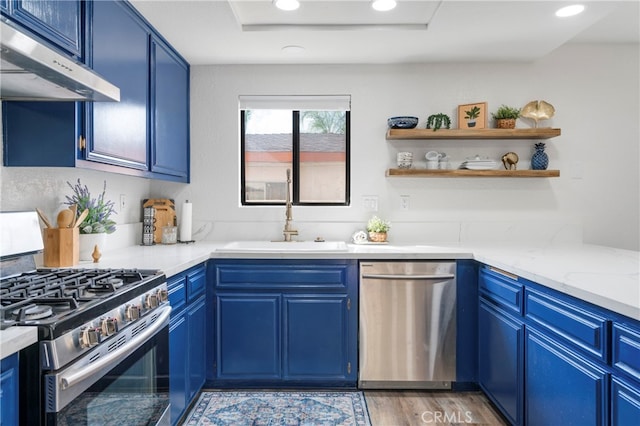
(60, 305, 171, 390)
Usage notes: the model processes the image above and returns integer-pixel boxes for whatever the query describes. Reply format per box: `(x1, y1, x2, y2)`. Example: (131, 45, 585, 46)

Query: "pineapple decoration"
(531, 143, 549, 170)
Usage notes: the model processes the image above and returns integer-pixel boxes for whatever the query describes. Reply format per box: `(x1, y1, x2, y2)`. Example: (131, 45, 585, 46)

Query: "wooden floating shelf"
(386, 128, 561, 140)
(386, 169, 561, 178)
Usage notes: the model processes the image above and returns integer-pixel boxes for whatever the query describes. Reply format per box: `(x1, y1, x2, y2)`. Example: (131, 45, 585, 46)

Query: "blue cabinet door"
(0, 353, 19, 426)
(478, 299, 524, 426)
(169, 313, 188, 425)
(5, 0, 81, 56)
(151, 37, 189, 181)
(525, 328, 608, 426)
(284, 295, 353, 381)
(88, 0, 149, 171)
(611, 376, 640, 426)
(216, 294, 280, 379)
(187, 296, 206, 401)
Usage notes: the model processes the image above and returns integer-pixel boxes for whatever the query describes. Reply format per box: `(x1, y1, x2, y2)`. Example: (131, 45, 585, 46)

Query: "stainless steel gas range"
(0, 212, 171, 425)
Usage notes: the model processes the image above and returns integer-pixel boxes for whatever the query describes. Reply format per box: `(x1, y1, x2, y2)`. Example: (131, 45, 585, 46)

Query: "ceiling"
(129, 1, 639, 65)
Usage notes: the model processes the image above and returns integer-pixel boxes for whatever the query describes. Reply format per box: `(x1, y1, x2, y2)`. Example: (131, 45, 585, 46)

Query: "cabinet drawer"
(525, 288, 608, 361)
(167, 275, 186, 314)
(214, 261, 351, 291)
(187, 266, 206, 302)
(613, 323, 640, 382)
(479, 267, 523, 315)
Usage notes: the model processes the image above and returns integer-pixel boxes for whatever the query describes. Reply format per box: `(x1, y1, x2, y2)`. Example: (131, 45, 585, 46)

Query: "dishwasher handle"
(361, 273, 455, 280)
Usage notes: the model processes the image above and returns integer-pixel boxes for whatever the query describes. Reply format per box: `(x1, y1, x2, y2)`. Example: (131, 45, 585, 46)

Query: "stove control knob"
(145, 293, 159, 309)
(101, 317, 118, 336)
(125, 304, 141, 321)
(79, 327, 101, 349)
(156, 289, 168, 303)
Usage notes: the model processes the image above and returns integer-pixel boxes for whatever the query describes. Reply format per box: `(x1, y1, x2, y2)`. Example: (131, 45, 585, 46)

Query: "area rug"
(183, 391, 372, 426)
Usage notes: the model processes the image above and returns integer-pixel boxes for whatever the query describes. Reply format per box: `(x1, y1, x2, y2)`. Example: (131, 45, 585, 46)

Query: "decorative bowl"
(388, 116, 419, 129)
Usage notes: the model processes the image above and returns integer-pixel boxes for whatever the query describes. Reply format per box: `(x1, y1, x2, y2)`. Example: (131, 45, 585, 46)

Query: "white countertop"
(3, 240, 638, 358)
(0, 326, 37, 359)
(85, 240, 640, 320)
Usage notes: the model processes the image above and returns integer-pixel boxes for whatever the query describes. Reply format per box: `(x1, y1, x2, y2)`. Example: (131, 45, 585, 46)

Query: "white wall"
(152, 42, 639, 250)
(2, 42, 638, 251)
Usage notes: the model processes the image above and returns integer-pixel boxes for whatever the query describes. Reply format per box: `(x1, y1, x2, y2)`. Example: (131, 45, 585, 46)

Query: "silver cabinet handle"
(60, 305, 171, 390)
(362, 273, 455, 280)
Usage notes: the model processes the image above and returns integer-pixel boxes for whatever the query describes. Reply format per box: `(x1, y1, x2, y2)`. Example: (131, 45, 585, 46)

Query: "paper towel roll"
(179, 201, 192, 242)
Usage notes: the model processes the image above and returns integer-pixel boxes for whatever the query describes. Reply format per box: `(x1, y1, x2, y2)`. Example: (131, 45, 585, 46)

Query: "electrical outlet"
(400, 195, 410, 210)
(362, 196, 378, 212)
(119, 194, 126, 212)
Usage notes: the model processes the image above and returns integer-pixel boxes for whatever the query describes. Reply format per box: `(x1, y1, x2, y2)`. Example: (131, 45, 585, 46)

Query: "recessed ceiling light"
(274, 0, 300, 11)
(555, 4, 585, 17)
(372, 0, 397, 12)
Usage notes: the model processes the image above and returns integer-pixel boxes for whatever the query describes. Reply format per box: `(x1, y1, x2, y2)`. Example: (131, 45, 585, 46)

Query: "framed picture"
(458, 102, 488, 129)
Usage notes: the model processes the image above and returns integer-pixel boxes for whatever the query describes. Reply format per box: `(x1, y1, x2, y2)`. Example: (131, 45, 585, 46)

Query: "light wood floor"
(364, 391, 508, 426)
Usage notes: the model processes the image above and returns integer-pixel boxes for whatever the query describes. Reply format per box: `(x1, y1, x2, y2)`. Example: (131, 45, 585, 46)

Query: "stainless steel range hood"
(0, 19, 120, 102)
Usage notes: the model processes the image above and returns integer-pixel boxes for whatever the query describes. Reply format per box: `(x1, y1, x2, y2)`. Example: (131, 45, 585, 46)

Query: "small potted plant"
(65, 179, 116, 260)
(426, 113, 451, 131)
(366, 216, 390, 242)
(464, 106, 481, 128)
(492, 105, 521, 129)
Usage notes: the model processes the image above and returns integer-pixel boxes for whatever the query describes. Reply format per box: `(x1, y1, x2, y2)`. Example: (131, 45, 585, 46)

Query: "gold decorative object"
(92, 244, 101, 263)
(502, 152, 519, 170)
(521, 100, 555, 128)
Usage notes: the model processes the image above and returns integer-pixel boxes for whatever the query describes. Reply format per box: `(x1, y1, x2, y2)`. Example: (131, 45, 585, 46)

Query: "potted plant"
(65, 179, 116, 260)
(366, 216, 390, 242)
(426, 113, 451, 131)
(464, 106, 481, 128)
(492, 105, 521, 129)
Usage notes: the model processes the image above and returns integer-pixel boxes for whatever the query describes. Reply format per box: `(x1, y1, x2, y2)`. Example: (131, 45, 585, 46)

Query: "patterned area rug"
(183, 391, 372, 426)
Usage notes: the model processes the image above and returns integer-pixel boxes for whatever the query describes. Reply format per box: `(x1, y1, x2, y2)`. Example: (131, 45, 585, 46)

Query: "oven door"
(44, 305, 171, 426)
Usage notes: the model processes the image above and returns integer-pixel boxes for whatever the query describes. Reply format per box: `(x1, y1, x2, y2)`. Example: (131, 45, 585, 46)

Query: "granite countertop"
(3, 240, 638, 359)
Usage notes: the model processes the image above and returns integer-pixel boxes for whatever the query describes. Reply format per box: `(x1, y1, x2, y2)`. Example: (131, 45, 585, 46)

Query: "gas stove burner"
(92, 277, 124, 291)
(14, 304, 54, 320)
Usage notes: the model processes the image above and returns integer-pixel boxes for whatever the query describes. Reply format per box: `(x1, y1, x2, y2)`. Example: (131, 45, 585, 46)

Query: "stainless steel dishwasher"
(358, 261, 456, 389)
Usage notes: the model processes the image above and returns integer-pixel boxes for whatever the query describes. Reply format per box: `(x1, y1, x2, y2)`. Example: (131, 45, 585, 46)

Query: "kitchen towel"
(179, 200, 192, 242)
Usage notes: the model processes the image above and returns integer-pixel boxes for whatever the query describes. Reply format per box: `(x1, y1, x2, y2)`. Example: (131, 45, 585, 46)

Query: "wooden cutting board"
(142, 199, 176, 244)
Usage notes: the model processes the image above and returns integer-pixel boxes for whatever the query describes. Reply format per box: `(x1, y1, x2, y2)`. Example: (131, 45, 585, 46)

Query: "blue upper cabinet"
(151, 36, 190, 180)
(2, 0, 190, 182)
(86, 0, 149, 171)
(2, 0, 82, 57)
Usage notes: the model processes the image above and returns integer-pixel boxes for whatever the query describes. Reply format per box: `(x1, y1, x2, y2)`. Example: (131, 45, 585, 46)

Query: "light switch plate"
(362, 196, 378, 212)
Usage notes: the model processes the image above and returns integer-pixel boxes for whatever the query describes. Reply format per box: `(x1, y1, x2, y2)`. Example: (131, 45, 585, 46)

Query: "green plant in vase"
(65, 179, 117, 234)
(426, 113, 451, 131)
(492, 105, 520, 129)
(366, 216, 391, 242)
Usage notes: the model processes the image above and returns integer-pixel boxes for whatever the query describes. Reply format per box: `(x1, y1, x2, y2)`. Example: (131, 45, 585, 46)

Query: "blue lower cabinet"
(611, 376, 640, 425)
(217, 294, 280, 379)
(167, 263, 207, 425)
(169, 314, 188, 424)
(525, 328, 608, 426)
(0, 353, 19, 426)
(284, 295, 352, 380)
(212, 259, 357, 387)
(478, 299, 523, 426)
(188, 296, 206, 401)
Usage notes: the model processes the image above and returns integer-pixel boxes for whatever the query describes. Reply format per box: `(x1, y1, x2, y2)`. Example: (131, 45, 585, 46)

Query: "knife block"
(43, 228, 79, 267)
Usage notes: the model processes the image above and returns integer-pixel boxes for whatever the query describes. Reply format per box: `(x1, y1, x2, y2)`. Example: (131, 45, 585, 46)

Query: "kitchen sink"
(218, 240, 349, 252)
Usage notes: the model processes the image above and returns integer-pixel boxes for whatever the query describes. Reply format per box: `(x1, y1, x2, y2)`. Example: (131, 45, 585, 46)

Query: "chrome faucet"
(282, 168, 298, 242)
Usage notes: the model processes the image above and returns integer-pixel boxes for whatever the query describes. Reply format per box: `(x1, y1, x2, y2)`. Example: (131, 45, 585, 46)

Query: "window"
(240, 95, 350, 206)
